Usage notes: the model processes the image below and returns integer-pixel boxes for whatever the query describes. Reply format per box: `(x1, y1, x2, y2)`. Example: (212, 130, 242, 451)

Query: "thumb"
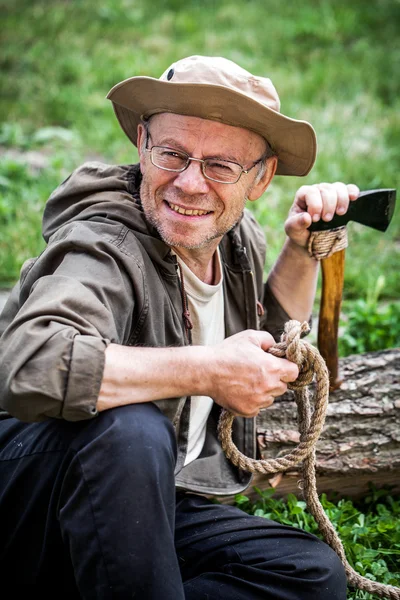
(249, 330, 276, 352)
(284, 212, 313, 248)
(285, 212, 312, 236)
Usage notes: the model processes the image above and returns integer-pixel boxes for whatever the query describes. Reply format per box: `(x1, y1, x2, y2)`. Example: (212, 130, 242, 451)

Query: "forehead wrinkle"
(153, 132, 261, 164)
(150, 115, 266, 163)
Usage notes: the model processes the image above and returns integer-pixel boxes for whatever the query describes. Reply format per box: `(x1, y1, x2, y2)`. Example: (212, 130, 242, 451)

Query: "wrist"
(189, 344, 220, 398)
(183, 345, 216, 397)
(284, 236, 318, 265)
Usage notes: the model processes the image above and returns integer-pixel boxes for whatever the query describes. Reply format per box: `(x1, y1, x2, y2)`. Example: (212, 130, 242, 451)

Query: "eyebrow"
(152, 135, 243, 164)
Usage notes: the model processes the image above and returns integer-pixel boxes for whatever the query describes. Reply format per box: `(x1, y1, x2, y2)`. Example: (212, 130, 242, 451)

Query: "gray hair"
(253, 141, 276, 185)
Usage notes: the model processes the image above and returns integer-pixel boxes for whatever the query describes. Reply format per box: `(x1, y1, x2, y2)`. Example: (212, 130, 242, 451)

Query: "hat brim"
(107, 77, 317, 177)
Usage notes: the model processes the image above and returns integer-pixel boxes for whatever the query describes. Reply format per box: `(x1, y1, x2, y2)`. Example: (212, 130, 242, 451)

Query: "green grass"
(233, 485, 400, 599)
(1, 0, 400, 336)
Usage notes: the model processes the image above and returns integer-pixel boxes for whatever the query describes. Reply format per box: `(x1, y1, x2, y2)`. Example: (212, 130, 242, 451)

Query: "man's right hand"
(207, 330, 299, 417)
(98, 331, 298, 416)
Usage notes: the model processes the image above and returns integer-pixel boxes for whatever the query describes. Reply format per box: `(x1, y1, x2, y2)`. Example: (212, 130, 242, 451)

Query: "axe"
(308, 188, 396, 391)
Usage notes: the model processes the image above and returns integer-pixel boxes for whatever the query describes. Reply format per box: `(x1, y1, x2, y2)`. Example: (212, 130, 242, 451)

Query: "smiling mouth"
(167, 201, 212, 216)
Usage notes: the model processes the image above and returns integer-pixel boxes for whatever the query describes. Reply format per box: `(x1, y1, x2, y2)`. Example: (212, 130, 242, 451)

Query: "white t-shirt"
(175, 251, 225, 466)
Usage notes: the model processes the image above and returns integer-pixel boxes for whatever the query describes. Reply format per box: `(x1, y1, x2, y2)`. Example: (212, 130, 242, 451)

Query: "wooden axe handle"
(317, 249, 346, 390)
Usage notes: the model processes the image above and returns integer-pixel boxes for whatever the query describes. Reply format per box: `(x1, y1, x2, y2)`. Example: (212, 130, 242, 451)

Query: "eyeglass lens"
(151, 147, 242, 183)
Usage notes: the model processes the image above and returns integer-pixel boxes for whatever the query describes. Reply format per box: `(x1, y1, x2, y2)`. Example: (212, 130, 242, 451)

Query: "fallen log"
(218, 347, 400, 503)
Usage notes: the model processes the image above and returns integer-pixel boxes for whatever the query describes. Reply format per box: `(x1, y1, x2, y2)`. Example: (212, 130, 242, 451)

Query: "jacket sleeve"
(0, 222, 144, 423)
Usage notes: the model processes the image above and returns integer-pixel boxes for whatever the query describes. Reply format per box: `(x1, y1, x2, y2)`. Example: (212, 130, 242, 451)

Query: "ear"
(247, 156, 278, 202)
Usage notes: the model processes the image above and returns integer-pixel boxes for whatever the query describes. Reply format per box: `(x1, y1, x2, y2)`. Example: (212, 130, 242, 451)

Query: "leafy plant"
(339, 276, 400, 356)
(234, 485, 400, 599)
(0, 120, 85, 285)
(0, 156, 73, 285)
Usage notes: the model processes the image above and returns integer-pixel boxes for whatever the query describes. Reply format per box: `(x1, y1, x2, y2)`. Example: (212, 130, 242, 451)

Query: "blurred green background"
(1, 0, 399, 352)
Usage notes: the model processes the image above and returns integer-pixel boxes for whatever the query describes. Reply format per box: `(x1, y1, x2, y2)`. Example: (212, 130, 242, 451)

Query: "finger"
(262, 396, 275, 409)
(262, 379, 290, 406)
(229, 329, 276, 350)
(332, 182, 350, 216)
(273, 380, 289, 398)
(294, 185, 323, 222)
(249, 330, 276, 352)
(285, 211, 312, 235)
(279, 358, 299, 382)
(317, 183, 339, 221)
(347, 183, 360, 201)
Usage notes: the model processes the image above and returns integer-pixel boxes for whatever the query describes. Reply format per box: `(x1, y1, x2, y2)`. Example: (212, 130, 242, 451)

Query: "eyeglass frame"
(144, 130, 274, 185)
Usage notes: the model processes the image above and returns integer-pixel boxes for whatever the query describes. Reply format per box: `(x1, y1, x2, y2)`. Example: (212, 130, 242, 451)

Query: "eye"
(152, 147, 188, 170)
(160, 149, 185, 159)
(207, 160, 235, 172)
(204, 159, 241, 183)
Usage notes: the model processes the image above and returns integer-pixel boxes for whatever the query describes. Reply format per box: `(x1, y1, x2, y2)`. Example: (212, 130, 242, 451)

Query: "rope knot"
(270, 321, 315, 388)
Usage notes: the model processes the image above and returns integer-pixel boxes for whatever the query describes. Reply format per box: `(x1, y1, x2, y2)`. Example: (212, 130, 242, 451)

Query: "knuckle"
(334, 181, 348, 190)
(297, 184, 309, 194)
(347, 183, 360, 197)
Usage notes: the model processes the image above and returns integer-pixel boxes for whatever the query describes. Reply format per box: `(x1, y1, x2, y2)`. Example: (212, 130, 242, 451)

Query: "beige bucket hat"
(107, 55, 317, 177)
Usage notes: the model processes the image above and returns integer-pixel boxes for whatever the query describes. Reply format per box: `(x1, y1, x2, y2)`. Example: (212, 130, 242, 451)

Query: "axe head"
(308, 188, 396, 233)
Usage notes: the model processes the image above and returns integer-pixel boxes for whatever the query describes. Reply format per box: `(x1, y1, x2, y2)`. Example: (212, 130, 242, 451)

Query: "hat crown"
(159, 56, 281, 113)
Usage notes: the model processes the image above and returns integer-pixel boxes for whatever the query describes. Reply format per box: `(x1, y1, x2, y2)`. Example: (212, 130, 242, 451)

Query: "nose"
(173, 159, 210, 195)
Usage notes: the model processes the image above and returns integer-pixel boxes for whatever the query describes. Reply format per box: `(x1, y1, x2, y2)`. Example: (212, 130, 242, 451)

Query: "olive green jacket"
(0, 162, 290, 496)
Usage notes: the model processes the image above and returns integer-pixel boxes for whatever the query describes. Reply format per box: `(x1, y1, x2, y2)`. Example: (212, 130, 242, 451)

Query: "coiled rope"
(307, 226, 348, 260)
(217, 320, 400, 599)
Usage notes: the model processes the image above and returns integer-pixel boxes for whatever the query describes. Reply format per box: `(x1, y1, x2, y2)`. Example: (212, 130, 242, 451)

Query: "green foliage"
(0, 123, 82, 284)
(0, 0, 399, 322)
(234, 485, 400, 599)
(339, 276, 400, 356)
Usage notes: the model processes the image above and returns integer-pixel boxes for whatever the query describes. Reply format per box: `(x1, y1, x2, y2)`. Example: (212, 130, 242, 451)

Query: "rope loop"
(217, 320, 400, 600)
(218, 320, 329, 475)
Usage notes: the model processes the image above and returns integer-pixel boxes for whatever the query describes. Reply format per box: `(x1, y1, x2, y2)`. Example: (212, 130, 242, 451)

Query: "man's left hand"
(284, 182, 360, 249)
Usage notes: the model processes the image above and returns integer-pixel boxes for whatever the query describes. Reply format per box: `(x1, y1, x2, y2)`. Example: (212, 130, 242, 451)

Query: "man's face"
(137, 113, 271, 252)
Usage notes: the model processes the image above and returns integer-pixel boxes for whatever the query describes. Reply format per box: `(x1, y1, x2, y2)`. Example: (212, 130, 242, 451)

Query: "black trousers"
(0, 403, 347, 599)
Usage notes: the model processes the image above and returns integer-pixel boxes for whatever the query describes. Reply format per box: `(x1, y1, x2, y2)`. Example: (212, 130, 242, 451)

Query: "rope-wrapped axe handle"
(217, 320, 400, 600)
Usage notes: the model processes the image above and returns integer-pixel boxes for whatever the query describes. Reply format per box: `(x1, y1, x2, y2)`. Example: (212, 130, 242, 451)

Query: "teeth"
(168, 202, 209, 216)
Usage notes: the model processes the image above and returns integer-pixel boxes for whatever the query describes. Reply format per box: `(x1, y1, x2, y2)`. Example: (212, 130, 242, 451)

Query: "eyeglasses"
(145, 141, 268, 184)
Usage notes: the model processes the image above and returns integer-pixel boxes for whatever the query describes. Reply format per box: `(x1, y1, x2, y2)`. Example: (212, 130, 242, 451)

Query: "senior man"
(0, 56, 358, 599)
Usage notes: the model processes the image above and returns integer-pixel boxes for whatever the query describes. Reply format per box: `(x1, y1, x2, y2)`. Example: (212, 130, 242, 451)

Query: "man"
(0, 56, 358, 598)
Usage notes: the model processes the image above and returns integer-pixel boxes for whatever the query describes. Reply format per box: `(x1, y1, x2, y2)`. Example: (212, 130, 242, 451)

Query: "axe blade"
(308, 188, 396, 233)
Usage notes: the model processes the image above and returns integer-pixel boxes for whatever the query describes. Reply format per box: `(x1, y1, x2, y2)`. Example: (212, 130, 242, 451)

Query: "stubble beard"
(140, 176, 247, 250)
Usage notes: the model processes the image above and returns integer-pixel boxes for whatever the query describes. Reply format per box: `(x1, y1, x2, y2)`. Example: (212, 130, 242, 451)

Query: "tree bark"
(221, 348, 400, 502)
